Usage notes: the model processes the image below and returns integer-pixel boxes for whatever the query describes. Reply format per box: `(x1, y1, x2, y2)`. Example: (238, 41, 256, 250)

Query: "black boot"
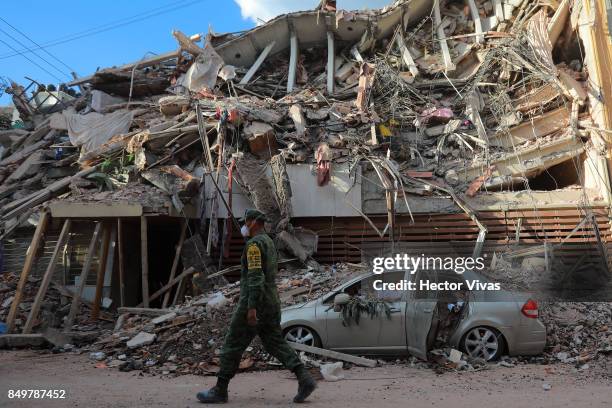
(293, 366, 317, 403)
(197, 378, 229, 403)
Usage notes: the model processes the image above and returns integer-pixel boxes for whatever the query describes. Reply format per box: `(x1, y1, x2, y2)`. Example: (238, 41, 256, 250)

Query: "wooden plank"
(49, 202, 142, 218)
(65, 222, 102, 329)
(5, 210, 50, 333)
(289, 342, 377, 367)
(117, 219, 126, 308)
(23, 219, 72, 334)
(141, 216, 149, 308)
(92, 223, 111, 319)
(135, 267, 195, 307)
(162, 220, 188, 308)
(239, 41, 276, 85)
(117, 307, 171, 316)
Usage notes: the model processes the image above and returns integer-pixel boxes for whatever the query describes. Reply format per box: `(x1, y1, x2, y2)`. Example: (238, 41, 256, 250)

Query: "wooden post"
(162, 220, 188, 308)
(23, 218, 72, 334)
(141, 216, 149, 307)
(172, 277, 186, 306)
(91, 223, 111, 319)
(64, 222, 102, 328)
(6, 210, 50, 333)
(117, 218, 126, 307)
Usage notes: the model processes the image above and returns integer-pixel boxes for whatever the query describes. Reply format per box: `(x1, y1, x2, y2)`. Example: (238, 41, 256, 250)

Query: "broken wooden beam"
(5, 210, 50, 333)
(135, 267, 196, 307)
(289, 342, 377, 367)
(117, 307, 172, 316)
(23, 219, 72, 334)
(239, 41, 276, 85)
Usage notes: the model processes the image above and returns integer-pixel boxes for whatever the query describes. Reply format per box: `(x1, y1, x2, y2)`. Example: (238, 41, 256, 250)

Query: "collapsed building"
(1, 0, 612, 348)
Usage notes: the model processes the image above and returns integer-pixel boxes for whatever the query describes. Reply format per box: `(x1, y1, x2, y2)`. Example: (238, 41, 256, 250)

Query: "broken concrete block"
(243, 121, 278, 159)
(449, 348, 463, 363)
(89, 351, 107, 361)
(151, 312, 177, 325)
(0, 334, 48, 349)
(158, 95, 191, 117)
(91, 90, 126, 112)
(320, 362, 345, 381)
(126, 332, 156, 349)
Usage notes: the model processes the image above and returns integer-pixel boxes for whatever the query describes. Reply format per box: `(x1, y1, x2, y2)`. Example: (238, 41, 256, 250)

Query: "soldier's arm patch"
(246, 243, 262, 269)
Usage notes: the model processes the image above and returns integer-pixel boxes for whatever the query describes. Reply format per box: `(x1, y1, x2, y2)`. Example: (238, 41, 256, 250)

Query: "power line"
(0, 27, 72, 79)
(0, 0, 204, 60)
(0, 37, 64, 82)
(0, 16, 75, 74)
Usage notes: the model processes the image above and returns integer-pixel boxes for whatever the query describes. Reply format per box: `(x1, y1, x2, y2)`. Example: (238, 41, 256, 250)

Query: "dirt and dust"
(1, 350, 611, 408)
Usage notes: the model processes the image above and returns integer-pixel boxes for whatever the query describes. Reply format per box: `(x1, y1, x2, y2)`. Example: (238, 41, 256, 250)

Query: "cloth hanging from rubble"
(315, 143, 332, 186)
(62, 109, 133, 161)
(176, 43, 224, 92)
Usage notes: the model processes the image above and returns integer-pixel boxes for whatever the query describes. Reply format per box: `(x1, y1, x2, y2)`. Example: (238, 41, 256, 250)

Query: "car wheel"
(462, 327, 505, 361)
(284, 326, 321, 347)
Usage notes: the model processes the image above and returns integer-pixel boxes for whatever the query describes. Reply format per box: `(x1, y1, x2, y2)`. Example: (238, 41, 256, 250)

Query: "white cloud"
(234, 0, 393, 24)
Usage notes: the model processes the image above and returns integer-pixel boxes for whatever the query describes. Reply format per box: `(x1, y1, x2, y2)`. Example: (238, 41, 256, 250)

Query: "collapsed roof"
(0, 0, 609, 250)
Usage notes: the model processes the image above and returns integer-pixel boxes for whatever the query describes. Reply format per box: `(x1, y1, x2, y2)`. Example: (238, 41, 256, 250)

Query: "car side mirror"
(334, 293, 350, 306)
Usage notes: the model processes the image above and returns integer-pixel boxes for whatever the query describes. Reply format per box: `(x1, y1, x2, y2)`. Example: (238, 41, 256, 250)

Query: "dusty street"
(1, 350, 610, 408)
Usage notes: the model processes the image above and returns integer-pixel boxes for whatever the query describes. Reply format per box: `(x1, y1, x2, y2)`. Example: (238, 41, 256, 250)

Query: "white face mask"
(240, 224, 250, 237)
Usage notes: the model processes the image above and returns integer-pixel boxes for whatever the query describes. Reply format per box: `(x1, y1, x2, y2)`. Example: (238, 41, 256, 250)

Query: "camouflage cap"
(241, 208, 267, 222)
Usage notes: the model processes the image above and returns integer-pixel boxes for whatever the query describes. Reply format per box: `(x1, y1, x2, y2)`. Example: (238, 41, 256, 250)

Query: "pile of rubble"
(79, 264, 353, 376)
(0, 271, 109, 341)
(0, 0, 597, 242)
(541, 302, 612, 370)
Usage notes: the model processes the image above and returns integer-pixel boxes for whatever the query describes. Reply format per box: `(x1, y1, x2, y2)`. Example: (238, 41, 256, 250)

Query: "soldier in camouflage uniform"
(197, 209, 316, 404)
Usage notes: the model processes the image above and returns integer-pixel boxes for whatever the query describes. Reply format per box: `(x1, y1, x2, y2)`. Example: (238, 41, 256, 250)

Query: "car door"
(406, 269, 438, 360)
(324, 275, 382, 352)
(376, 271, 409, 352)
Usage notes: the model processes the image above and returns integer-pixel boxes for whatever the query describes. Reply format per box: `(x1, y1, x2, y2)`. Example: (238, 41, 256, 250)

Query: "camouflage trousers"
(217, 306, 303, 381)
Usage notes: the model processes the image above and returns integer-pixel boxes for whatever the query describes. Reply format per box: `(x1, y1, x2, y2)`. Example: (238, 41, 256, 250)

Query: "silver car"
(281, 269, 546, 361)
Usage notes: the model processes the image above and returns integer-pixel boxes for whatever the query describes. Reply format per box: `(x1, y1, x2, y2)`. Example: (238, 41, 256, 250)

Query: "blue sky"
(0, 0, 391, 105)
